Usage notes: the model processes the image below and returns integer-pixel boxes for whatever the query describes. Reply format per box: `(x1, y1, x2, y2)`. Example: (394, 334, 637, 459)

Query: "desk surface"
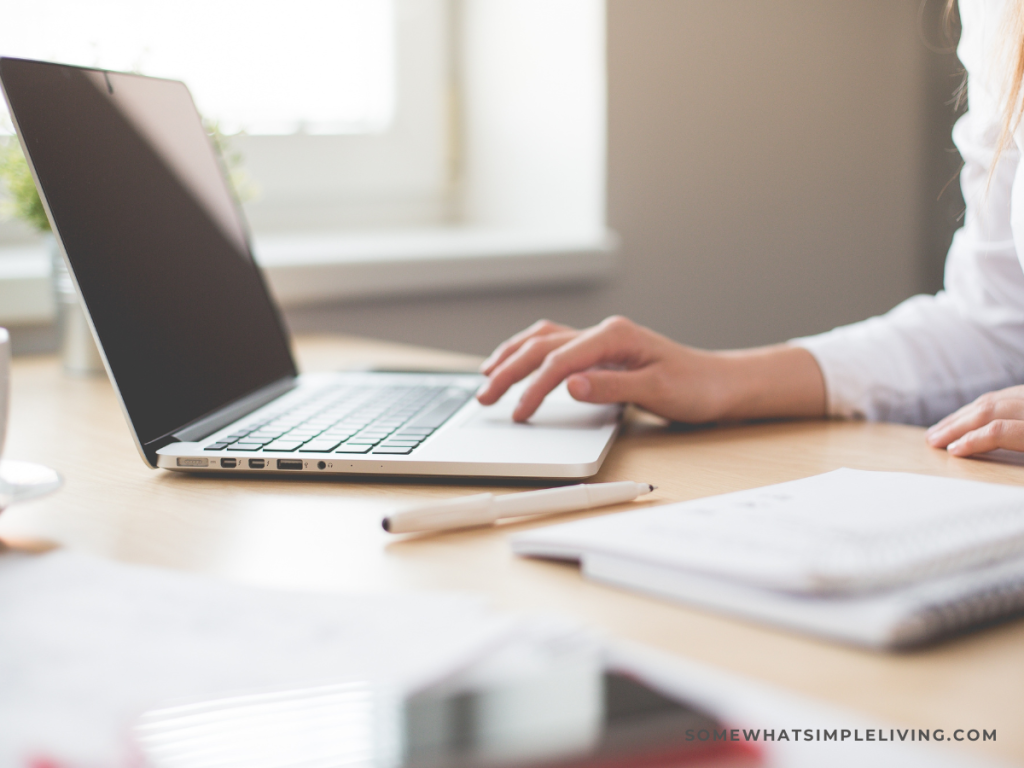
(3, 335, 1023, 765)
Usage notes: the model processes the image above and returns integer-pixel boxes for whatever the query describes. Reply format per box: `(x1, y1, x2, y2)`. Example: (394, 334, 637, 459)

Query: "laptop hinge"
(172, 376, 298, 444)
(141, 377, 298, 465)
(142, 377, 296, 464)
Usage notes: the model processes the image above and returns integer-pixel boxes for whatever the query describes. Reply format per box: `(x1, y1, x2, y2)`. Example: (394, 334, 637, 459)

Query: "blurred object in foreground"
(136, 681, 401, 768)
(0, 459, 61, 512)
(0, 549, 517, 766)
(134, 621, 761, 768)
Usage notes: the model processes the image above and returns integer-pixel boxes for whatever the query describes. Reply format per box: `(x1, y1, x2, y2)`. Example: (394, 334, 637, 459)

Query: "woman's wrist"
(711, 344, 826, 421)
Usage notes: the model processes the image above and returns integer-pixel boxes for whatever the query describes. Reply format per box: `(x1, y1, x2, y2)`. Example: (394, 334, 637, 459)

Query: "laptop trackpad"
(463, 381, 618, 430)
(414, 381, 618, 469)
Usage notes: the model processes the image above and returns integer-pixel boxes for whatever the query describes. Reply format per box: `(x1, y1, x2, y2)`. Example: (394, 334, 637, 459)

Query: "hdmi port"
(277, 459, 303, 471)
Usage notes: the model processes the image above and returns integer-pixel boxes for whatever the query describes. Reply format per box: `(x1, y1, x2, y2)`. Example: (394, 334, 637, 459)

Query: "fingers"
(928, 397, 994, 437)
(566, 369, 651, 405)
(925, 391, 1024, 457)
(927, 398, 1024, 448)
(946, 419, 1024, 457)
(478, 316, 654, 422)
(927, 403, 972, 437)
(511, 317, 643, 421)
(479, 320, 573, 375)
(928, 385, 1024, 436)
(476, 330, 577, 406)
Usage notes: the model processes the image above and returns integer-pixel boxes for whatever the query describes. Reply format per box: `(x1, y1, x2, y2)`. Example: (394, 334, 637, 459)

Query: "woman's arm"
(476, 316, 825, 423)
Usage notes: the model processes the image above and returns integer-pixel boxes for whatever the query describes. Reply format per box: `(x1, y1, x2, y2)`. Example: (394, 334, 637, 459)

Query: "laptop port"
(248, 458, 265, 469)
(277, 459, 303, 471)
(220, 458, 237, 469)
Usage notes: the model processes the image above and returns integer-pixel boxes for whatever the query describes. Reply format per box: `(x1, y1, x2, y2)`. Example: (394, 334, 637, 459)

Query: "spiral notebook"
(511, 469, 1024, 649)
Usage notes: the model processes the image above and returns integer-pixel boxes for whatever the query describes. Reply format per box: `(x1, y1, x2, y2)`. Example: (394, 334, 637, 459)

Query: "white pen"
(382, 480, 656, 534)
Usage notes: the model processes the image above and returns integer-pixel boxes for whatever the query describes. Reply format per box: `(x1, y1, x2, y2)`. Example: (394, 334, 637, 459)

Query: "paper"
(512, 469, 1024, 594)
(0, 550, 519, 767)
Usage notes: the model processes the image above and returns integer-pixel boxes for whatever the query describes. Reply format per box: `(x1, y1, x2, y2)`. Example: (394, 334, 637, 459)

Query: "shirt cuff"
(789, 331, 869, 421)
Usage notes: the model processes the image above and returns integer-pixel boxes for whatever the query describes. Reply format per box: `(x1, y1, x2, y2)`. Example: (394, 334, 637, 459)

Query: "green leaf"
(0, 117, 257, 234)
(0, 136, 51, 232)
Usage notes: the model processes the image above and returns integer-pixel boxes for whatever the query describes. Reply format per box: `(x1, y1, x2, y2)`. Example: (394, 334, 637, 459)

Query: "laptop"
(0, 57, 620, 479)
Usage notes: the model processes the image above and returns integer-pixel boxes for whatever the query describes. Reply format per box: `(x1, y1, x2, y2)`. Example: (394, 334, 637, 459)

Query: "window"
(0, 0, 396, 135)
(0, 0, 612, 327)
(0, 0, 451, 237)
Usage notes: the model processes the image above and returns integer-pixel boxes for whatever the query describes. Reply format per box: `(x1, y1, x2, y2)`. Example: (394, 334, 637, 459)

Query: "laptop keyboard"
(203, 383, 475, 456)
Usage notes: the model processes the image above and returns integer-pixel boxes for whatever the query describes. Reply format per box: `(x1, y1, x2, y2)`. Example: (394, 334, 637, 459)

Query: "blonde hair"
(947, 0, 1024, 162)
(997, 1, 1024, 159)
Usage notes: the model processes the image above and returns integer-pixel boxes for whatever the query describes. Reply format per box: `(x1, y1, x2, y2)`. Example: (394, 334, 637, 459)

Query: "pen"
(382, 481, 656, 534)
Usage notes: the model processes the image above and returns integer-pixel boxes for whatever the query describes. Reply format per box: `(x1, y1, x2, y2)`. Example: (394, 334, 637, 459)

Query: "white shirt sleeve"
(791, 0, 1024, 426)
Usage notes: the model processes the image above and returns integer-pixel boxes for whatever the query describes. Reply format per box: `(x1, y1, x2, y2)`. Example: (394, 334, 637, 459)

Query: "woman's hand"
(927, 386, 1024, 456)
(475, 316, 826, 423)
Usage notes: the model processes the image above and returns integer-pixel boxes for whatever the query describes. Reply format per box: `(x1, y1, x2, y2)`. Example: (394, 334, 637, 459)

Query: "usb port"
(248, 458, 265, 469)
(277, 459, 303, 471)
(220, 458, 237, 469)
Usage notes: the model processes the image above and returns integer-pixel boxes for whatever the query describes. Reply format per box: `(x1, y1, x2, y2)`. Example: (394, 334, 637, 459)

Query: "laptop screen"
(0, 58, 296, 453)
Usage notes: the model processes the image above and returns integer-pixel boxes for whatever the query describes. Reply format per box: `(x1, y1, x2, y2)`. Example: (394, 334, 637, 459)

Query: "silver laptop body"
(0, 57, 619, 479)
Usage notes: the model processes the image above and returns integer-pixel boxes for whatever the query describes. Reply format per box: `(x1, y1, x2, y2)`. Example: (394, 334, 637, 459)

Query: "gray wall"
(288, 0, 965, 356)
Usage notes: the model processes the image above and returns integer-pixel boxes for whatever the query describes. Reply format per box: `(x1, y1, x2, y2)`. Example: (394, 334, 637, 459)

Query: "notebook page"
(511, 469, 1024, 594)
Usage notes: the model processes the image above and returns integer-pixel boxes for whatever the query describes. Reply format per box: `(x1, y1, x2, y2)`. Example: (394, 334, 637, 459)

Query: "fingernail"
(570, 375, 591, 398)
(947, 439, 962, 452)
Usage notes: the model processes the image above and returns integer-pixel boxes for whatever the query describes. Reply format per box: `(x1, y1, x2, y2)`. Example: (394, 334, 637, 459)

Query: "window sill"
(0, 246, 55, 325)
(0, 228, 618, 326)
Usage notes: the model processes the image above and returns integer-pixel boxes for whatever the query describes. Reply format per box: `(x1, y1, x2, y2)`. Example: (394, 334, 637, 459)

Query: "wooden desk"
(4, 335, 1023, 765)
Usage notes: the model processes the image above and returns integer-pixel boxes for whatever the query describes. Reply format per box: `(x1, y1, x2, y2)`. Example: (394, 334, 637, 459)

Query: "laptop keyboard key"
(299, 439, 343, 452)
(373, 446, 413, 455)
(264, 441, 304, 452)
(405, 392, 472, 429)
(335, 445, 373, 454)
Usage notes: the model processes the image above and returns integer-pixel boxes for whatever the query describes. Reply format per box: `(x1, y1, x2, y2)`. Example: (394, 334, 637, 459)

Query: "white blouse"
(793, 0, 1024, 426)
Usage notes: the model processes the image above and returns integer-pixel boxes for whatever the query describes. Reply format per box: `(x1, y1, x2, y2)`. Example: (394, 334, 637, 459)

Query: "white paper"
(0, 550, 519, 767)
(512, 468, 1024, 594)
